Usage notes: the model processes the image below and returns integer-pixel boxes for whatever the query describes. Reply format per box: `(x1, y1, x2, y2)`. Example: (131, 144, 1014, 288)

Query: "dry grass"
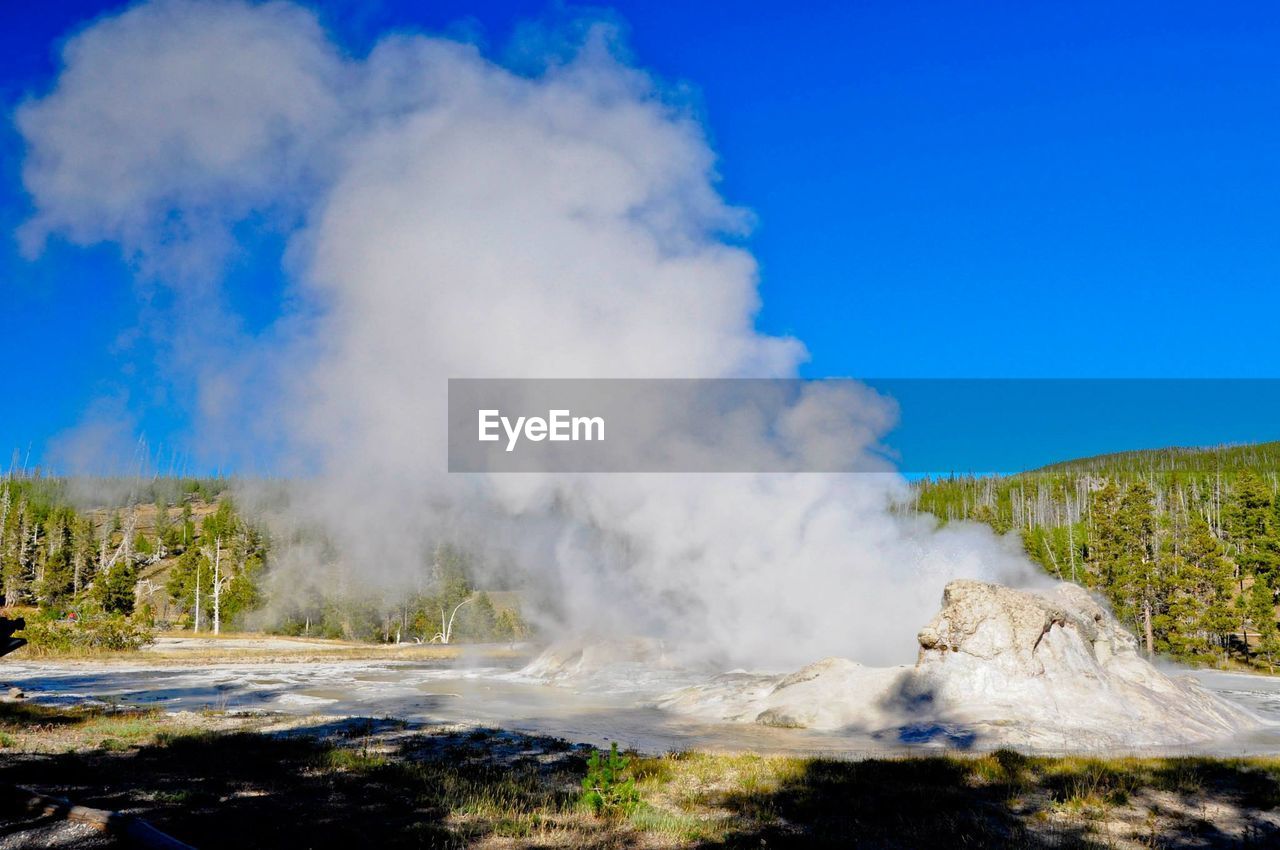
(12, 630, 530, 664)
(0, 701, 258, 753)
(132, 643, 529, 665)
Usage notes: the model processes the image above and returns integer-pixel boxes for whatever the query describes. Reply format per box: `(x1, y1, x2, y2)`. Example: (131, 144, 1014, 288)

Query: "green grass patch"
(321, 747, 388, 771)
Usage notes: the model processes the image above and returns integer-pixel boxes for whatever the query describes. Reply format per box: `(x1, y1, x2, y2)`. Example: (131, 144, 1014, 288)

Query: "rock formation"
(528, 580, 1263, 750)
(902, 580, 1258, 747)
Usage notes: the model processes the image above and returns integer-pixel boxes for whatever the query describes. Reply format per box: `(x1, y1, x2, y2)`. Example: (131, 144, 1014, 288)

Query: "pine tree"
(2, 499, 30, 607)
(95, 562, 138, 615)
(71, 516, 94, 596)
(1226, 471, 1276, 583)
(153, 496, 172, 557)
(1095, 481, 1163, 654)
(38, 508, 75, 609)
(166, 548, 213, 629)
(1165, 516, 1234, 661)
(178, 502, 194, 551)
(1247, 577, 1280, 672)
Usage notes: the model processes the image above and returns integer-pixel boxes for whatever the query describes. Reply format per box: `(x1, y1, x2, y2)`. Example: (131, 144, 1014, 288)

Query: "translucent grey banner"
(447, 379, 1280, 474)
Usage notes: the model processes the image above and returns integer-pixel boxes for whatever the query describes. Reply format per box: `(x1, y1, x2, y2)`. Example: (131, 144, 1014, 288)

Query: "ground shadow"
(697, 750, 1280, 849)
(701, 754, 1047, 849)
(5, 704, 1280, 849)
(0, 716, 587, 849)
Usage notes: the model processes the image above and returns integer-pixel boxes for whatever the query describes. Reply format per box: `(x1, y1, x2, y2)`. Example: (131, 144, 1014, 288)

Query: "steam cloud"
(18, 0, 1040, 667)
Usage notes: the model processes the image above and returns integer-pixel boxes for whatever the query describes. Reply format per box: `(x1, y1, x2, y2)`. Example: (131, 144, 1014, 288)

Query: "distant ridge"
(1026, 440, 1280, 478)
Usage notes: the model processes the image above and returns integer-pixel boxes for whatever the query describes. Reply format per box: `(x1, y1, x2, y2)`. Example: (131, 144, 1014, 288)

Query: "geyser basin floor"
(0, 658, 892, 756)
(4, 658, 1280, 758)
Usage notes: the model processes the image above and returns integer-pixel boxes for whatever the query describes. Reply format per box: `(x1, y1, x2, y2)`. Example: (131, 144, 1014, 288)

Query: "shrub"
(579, 742, 639, 817)
(18, 612, 154, 656)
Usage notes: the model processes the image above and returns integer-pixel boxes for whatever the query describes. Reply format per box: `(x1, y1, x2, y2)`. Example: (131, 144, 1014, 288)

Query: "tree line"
(0, 477, 264, 647)
(0, 475, 527, 649)
(269, 543, 528, 645)
(911, 444, 1280, 669)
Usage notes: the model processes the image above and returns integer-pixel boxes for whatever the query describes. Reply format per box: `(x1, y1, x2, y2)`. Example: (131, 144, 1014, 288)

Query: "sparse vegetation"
(17, 607, 153, 655)
(2, 703, 1278, 849)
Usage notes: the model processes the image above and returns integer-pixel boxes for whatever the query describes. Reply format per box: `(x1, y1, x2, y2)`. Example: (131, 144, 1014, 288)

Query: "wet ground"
(0, 655, 885, 756)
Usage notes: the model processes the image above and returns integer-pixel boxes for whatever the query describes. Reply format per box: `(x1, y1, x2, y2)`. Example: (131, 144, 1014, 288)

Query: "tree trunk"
(193, 558, 201, 634)
(212, 538, 222, 636)
(1143, 600, 1154, 657)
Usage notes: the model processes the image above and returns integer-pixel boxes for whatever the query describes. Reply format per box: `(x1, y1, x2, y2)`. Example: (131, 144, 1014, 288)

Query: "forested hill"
(1030, 441, 1280, 477)
(910, 441, 1280, 670)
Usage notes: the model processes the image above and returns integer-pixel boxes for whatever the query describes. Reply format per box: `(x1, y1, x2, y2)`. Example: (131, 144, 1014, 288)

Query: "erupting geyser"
(20, 2, 1245, 742)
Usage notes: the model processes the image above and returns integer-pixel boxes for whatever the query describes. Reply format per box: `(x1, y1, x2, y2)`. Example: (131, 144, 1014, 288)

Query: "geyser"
(22, 0, 1041, 668)
(641, 580, 1261, 749)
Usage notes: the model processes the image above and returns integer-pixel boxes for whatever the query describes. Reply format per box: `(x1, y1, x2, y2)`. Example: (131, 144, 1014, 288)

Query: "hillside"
(1031, 441, 1280, 477)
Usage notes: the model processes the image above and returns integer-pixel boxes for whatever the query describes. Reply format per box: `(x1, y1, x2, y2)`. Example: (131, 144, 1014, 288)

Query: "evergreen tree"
(1247, 577, 1280, 672)
(71, 516, 95, 596)
(1165, 516, 1234, 660)
(95, 562, 138, 615)
(38, 509, 75, 609)
(1226, 471, 1276, 583)
(153, 496, 173, 556)
(166, 548, 213, 628)
(2, 499, 31, 607)
(457, 591, 497, 640)
(221, 552, 264, 624)
(1094, 481, 1163, 654)
(493, 607, 528, 643)
(177, 502, 195, 551)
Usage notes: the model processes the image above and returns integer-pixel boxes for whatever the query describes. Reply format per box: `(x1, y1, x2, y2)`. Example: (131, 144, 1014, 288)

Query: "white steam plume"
(18, 0, 1040, 667)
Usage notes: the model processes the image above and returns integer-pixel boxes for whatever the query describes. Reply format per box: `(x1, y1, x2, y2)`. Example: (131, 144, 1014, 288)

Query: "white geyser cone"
(524, 581, 1262, 750)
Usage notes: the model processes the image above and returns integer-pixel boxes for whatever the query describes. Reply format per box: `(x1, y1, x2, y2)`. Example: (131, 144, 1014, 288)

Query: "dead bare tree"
(200, 536, 227, 635)
(99, 512, 138, 576)
(211, 538, 222, 635)
(0, 487, 10, 607)
(193, 556, 202, 634)
(430, 596, 475, 645)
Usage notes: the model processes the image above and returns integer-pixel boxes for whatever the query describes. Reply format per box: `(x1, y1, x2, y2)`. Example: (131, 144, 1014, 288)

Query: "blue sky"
(4, 1, 1280, 472)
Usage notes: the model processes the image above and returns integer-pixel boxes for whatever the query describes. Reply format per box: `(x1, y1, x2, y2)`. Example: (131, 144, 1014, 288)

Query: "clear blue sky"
(4, 1, 1280, 471)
